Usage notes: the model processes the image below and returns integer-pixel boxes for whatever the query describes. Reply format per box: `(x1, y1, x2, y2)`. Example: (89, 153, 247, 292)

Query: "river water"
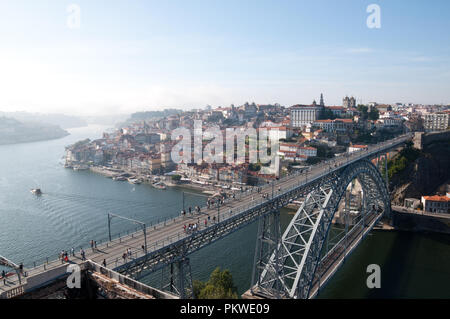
(0, 125, 448, 298)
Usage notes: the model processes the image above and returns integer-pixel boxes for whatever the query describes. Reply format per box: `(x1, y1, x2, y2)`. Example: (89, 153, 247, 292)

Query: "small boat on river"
(31, 188, 42, 195)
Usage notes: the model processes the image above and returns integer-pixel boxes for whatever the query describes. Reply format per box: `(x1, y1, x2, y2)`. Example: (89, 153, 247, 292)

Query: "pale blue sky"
(0, 0, 449, 115)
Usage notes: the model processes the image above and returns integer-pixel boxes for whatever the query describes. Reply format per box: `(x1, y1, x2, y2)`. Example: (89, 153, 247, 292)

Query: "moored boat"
(152, 182, 166, 190)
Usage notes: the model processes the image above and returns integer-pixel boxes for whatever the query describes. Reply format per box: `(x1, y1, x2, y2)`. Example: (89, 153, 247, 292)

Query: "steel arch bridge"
(99, 135, 407, 298)
(251, 159, 390, 299)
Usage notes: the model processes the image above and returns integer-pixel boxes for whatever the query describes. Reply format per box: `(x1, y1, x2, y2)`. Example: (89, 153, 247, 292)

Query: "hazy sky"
(0, 0, 449, 115)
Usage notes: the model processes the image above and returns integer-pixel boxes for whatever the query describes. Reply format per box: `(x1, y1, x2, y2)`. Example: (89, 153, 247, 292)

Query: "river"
(0, 125, 448, 298)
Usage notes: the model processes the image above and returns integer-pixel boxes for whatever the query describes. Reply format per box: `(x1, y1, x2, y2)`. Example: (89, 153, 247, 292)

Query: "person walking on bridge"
(102, 259, 107, 268)
(2, 270, 6, 284)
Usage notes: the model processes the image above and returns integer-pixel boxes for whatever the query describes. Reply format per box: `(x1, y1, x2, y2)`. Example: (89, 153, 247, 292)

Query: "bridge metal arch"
(256, 159, 390, 299)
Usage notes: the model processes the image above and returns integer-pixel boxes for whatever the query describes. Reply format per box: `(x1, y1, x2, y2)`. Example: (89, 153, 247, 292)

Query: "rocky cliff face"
(390, 140, 450, 205)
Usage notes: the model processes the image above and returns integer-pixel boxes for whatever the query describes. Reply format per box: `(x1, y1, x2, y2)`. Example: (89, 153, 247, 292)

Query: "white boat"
(128, 178, 142, 184)
(152, 182, 166, 190)
(73, 165, 89, 171)
(31, 188, 42, 195)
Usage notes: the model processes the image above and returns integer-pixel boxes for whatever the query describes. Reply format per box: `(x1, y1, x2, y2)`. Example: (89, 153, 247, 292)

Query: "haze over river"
(0, 125, 448, 298)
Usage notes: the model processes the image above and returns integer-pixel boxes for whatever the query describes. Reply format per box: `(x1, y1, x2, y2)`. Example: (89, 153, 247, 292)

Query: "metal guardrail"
(86, 261, 178, 299)
(1, 285, 25, 299)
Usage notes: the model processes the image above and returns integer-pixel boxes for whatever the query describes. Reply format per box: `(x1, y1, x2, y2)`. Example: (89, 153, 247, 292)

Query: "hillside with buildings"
(64, 95, 450, 194)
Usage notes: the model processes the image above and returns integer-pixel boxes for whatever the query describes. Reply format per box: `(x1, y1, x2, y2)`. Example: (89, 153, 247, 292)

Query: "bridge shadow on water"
(317, 230, 450, 299)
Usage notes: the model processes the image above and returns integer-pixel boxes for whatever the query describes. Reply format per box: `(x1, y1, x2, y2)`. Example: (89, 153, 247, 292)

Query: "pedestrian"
(102, 259, 107, 267)
(205, 219, 207, 226)
(188, 207, 192, 214)
(2, 270, 6, 284)
(94, 241, 97, 249)
(71, 247, 75, 257)
(141, 245, 145, 252)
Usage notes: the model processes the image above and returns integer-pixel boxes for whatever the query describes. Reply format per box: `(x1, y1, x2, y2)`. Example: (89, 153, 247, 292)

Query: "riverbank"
(84, 165, 239, 196)
(80, 164, 257, 197)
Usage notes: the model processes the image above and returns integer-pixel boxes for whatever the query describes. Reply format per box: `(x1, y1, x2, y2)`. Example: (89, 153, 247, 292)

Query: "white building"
(423, 113, 449, 132)
(421, 195, 450, 214)
(290, 103, 323, 128)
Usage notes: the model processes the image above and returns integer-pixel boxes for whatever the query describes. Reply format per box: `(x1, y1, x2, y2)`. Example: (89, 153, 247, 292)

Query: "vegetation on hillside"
(193, 267, 238, 299)
(129, 109, 182, 121)
(357, 105, 379, 121)
(384, 141, 421, 180)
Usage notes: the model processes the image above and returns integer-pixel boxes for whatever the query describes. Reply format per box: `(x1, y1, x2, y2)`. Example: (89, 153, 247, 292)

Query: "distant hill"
(0, 116, 69, 145)
(0, 112, 87, 129)
(129, 109, 182, 121)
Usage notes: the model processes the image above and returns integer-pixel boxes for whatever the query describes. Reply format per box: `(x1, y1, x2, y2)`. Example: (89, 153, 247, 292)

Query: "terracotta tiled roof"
(423, 196, 450, 202)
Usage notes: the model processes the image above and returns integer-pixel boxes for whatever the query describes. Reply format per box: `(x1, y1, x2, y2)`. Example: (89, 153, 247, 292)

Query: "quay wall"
(392, 209, 450, 235)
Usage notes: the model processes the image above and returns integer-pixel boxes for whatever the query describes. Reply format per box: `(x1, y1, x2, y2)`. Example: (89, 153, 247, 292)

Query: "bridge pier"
(160, 257, 193, 299)
(250, 208, 282, 299)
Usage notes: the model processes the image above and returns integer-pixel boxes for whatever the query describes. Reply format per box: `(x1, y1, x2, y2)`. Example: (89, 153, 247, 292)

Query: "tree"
(368, 108, 379, 121)
(193, 267, 238, 299)
(171, 174, 182, 182)
(248, 163, 261, 172)
(306, 157, 321, 165)
(357, 105, 369, 120)
(322, 108, 336, 120)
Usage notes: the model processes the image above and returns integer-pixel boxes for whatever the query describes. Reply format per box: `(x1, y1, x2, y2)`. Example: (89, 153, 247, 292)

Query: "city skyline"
(0, 0, 449, 115)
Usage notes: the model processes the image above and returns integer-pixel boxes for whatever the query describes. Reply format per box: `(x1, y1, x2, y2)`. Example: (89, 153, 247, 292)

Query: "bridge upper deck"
(0, 133, 412, 297)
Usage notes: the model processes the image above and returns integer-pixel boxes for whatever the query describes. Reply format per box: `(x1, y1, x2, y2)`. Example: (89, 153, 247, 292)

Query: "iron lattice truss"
(113, 155, 391, 299)
(254, 159, 390, 299)
(114, 174, 324, 280)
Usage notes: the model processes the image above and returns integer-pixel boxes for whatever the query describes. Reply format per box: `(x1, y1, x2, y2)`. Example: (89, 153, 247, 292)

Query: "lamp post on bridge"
(108, 213, 147, 254)
(217, 200, 220, 223)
